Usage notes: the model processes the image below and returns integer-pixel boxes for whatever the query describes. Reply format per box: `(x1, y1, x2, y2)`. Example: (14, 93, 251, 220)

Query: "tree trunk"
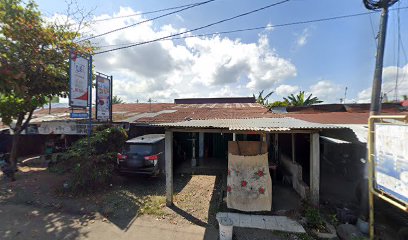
(8, 132, 20, 181)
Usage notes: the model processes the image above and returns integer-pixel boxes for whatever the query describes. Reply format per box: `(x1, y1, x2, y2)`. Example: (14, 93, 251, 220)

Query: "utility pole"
(369, 3, 389, 115)
(363, 1, 399, 239)
(365, 0, 399, 114)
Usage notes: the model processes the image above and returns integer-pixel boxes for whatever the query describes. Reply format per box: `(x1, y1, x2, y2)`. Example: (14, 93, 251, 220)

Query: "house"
(2, 98, 407, 210)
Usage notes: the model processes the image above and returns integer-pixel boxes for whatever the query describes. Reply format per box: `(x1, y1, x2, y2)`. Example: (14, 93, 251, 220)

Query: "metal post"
(368, 118, 375, 240)
(110, 75, 113, 122)
(88, 55, 93, 147)
(370, 6, 389, 115)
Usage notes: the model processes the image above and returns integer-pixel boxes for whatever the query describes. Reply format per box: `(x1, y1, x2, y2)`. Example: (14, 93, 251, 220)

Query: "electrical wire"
(394, 0, 400, 101)
(93, 0, 293, 55)
(91, 2, 208, 23)
(76, 0, 216, 43)
(94, 7, 408, 50)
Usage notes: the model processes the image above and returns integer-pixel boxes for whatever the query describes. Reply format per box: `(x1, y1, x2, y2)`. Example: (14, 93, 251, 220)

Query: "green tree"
(253, 90, 274, 106)
(283, 91, 323, 106)
(112, 95, 124, 104)
(268, 101, 288, 108)
(0, 0, 93, 180)
(403, 95, 408, 101)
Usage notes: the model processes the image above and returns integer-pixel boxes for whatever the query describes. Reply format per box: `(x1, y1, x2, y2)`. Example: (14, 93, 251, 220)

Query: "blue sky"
(36, 0, 408, 103)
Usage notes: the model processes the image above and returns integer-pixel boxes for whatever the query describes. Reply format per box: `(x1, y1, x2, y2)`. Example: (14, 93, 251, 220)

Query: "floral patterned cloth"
(226, 153, 272, 211)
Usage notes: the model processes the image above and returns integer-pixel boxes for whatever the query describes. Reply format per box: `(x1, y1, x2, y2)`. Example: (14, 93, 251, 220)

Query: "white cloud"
(78, 7, 297, 102)
(296, 27, 310, 47)
(357, 64, 408, 103)
(275, 84, 299, 97)
(309, 80, 343, 103)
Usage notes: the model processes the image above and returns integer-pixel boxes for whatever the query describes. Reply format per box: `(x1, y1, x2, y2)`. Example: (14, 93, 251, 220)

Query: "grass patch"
(140, 196, 166, 216)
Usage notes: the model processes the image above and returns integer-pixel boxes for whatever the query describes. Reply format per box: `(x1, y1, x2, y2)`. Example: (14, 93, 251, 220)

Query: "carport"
(150, 117, 341, 208)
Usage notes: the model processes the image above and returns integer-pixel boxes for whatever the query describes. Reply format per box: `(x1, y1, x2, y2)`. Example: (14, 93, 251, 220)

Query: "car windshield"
(125, 144, 153, 155)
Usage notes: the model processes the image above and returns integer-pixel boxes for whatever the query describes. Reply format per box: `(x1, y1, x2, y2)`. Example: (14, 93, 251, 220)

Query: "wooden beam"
(309, 132, 320, 206)
(165, 130, 173, 206)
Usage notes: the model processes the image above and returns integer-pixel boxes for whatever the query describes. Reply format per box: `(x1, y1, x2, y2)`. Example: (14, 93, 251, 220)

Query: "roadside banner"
(69, 52, 90, 108)
(374, 123, 408, 204)
(96, 75, 112, 121)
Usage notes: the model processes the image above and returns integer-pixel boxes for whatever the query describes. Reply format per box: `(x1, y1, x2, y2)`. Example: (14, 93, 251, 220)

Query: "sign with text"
(96, 75, 111, 121)
(38, 122, 129, 135)
(70, 112, 89, 119)
(69, 52, 89, 108)
(374, 123, 408, 204)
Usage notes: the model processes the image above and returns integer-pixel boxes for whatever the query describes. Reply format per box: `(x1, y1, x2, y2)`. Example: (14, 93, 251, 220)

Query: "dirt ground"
(0, 160, 223, 231)
(0, 157, 321, 240)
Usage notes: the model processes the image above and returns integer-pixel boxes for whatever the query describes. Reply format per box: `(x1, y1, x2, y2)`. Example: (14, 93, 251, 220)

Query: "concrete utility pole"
(363, 1, 399, 239)
(369, 4, 389, 115)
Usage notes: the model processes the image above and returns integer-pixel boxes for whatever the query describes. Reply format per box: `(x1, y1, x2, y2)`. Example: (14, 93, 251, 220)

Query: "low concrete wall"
(280, 154, 309, 199)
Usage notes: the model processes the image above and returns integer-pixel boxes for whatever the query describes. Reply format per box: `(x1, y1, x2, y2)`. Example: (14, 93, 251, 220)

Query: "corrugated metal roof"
(151, 117, 342, 131)
(320, 136, 351, 144)
(331, 124, 368, 143)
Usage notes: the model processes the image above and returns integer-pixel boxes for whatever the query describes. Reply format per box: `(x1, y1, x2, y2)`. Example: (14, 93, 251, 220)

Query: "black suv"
(117, 134, 165, 175)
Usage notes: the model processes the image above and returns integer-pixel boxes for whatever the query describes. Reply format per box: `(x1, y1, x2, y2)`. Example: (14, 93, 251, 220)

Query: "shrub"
(305, 206, 325, 230)
(50, 127, 128, 194)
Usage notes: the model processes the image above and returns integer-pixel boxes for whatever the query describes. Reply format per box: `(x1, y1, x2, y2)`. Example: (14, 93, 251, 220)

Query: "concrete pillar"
(309, 132, 320, 206)
(199, 132, 204, 158)
(232, 133, 236, 141)
(292, 133, 296, 163)
(274, 134, 279, 162)
(191, 133, 197, 167)
(165, 130, 173, 206)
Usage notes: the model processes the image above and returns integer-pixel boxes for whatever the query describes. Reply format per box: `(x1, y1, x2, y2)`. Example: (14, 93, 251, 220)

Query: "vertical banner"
(69, 52, 90, 108)
(96, 75, 111, 121)
(374, 123, 408, 204)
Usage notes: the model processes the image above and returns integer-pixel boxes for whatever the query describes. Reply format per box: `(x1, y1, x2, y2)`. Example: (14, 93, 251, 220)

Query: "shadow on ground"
(0, 203, 89, 240)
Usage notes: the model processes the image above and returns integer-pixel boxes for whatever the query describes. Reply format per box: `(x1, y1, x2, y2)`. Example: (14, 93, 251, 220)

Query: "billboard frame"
(95, 72, 113, 122)
(368, 115, 408, 239)
(69, 50, 92, 108)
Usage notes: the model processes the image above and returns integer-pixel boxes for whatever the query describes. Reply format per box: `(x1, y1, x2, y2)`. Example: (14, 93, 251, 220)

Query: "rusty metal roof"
(151, 117, 342, 132)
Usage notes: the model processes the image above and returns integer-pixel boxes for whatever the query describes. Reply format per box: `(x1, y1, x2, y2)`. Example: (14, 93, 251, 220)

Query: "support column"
(292, 133, 296, 163)
(309, 132, 320, 206)
(165, 130, 173, 206)
(274, 133, 279, 162)
(191, 133, 197, 167)
(199, 132, 204, 158)
(232, 133, 236, 141)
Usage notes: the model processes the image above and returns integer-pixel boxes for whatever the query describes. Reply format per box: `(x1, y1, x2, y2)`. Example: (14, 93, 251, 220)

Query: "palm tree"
(283, 91, 323, 106)
(253, 90, 274, 106)
(112, 95, 124, 104)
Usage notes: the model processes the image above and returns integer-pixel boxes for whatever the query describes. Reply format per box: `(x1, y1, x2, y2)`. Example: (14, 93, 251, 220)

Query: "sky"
(36, 0, 408, 104)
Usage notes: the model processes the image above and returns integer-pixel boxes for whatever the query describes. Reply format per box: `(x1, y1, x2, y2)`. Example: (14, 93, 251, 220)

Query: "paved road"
(0, 203, 218, 240)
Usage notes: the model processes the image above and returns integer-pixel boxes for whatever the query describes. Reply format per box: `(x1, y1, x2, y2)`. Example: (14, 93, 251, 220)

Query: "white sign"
(96, 76, 111, 121)
(69, 53, 89, 108)
(38, 122, 88, 135)
(374, 123, 408, 204)
(38, 122, 129, 135)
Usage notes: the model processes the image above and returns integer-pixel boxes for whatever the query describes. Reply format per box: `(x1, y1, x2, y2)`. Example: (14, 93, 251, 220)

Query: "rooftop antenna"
(147, 98, 157, 112)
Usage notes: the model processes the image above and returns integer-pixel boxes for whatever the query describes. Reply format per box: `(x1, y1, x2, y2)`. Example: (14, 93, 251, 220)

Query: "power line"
(76, 0, 216, 43)
(95, 6, 408, 51)
(91, 2, 207, 23)
(94, 0, 299, 55)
